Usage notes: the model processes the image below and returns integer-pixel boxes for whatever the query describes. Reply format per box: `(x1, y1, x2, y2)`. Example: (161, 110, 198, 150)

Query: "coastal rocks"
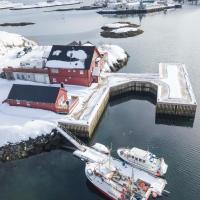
(0, 31, 37, 56)
(100, 22, 143, 38)
(98, 44, 128, 72)
(0, 129, 72, 162)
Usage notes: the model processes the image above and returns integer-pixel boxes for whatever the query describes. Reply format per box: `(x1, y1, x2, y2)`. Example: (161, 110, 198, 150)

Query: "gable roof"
(7, 84, 62, 104)
(67, 41, 80, 46)
(46, 45, 96, 70)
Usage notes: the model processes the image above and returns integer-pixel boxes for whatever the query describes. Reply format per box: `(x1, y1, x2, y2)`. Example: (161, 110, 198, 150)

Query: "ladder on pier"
(56, 125, 86, 152)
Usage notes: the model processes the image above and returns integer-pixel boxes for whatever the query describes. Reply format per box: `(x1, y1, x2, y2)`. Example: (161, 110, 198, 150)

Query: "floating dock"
(59, 63, 197, 138)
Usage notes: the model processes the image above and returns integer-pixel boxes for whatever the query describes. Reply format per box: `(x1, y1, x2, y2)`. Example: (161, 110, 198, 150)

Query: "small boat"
(91, 143, 110, 154)
(117, 147, 168, 176)
(86, 161, 146, 200)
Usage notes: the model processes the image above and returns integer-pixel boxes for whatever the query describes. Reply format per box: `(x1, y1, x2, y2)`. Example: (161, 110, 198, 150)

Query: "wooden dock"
(59, 63, 197, 138)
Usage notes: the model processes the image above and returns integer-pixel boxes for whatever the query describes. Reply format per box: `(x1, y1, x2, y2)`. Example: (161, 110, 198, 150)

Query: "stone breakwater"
(0, 129, 66, 162)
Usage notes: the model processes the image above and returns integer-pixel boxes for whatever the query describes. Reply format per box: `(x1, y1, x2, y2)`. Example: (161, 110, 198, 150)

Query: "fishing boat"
(85, 157, 167, 199)
(117, 147, 168, 177)
(86, 161, 146, 200)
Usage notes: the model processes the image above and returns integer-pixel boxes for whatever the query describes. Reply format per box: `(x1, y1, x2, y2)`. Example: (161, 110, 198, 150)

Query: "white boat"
(92, 143, 110, 154)
(86, 161, 146, 200)
(117, 147, 168, 177)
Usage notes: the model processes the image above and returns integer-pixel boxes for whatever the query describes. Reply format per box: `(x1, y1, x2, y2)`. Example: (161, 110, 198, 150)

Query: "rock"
(101, 22, 143, 38)
(0, 22, 35, 27)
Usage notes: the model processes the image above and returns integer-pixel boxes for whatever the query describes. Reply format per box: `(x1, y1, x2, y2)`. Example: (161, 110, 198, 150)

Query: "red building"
(3, 43, 106, 87)
(5, 84, 79, 114)
(46, 44, 104, 86)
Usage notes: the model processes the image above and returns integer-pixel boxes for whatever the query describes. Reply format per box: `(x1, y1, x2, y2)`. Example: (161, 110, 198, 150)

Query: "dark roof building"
(7, 84, 61, 103)
(46, 45, 96, 70)
(4, 84, 80, 114)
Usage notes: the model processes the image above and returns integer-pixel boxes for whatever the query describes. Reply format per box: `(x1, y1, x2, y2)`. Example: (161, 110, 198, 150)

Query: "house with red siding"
(46, 44, 104, 86)
(3, 43, 106, 87)
(4, 84, 79, 114)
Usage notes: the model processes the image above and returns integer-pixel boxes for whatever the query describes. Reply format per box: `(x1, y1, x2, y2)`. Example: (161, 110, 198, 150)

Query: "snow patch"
(0, 31, 37, 57)
(98, 44, 128, 72)
(46, 60, 85, 69)
(111, 27, 138, 33)
(0, 120, 55, 147)
(66, 49, 87, 60)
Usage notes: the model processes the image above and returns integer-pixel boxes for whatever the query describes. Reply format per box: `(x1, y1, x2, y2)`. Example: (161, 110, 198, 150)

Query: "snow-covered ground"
(102, 22, 139, 29)
(103, 22, 131, 29)
(0, 31, 37, 58)
(111, 27, 138, 33)
(0, 77, 99, 146)
(0, 0, 23, 9)
(98, 44, 127, 71)
(0, 31, 129, 147)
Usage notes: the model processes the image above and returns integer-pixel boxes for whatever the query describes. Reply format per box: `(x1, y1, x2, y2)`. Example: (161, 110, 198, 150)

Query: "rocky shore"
(101, 22, 143, 38)
(0, 129, 71, 162)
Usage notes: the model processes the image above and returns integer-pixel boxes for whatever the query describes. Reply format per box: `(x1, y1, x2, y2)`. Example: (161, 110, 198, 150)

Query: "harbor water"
(0, 2, 200, 200)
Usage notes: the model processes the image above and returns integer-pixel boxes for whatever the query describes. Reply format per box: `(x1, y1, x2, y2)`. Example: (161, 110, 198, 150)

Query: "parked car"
(16, 46, 32, 58)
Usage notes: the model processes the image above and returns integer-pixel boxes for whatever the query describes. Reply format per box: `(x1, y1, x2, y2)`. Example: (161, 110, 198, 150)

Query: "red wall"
(47, 48, 105, 87)
(6, 99, 57, 112)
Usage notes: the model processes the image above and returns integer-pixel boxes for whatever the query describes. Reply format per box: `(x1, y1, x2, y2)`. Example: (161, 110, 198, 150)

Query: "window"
(73, 70, 76, 73)
(27, 102, 30, 106)
(80, 70, 84, 75)
(53, 78, 57, 83)
(51, 69, 59, 73)
(16, 100, 20, 104)
(135, 158, 138, 161)
(65, 79, 68, 82)
(68, 70, 71, 72)
(139, 158, 142, 162)
(17, 74, 20, 79)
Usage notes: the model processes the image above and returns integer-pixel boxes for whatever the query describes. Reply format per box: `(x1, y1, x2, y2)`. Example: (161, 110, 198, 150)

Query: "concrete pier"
(59, 63, 197, 138)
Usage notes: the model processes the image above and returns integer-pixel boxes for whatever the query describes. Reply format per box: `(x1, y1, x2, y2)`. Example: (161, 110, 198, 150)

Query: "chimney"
(60, 82, 64, 88)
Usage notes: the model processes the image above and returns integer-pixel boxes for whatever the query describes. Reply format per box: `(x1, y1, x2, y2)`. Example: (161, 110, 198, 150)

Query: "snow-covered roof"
(46, 45, 96, 70)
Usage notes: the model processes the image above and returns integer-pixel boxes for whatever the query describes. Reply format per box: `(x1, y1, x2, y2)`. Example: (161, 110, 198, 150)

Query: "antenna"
(109, 142, 112, 169)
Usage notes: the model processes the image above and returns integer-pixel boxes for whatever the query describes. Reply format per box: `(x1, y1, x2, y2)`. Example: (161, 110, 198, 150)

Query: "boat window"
(135, 158, 138, 161)
(132, 156, 134, 159)
(143, 160, 145, 163)
(139, 158, 142, 162)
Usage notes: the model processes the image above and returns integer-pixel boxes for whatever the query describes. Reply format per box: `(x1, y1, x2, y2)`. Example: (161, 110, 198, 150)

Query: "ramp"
(56, 125, 86, 152)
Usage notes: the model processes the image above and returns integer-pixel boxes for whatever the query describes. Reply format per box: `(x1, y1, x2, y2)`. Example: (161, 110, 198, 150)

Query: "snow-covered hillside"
(0, 31, 37, 56)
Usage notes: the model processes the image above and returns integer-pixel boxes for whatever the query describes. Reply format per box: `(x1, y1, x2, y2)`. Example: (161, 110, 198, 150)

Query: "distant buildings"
(4, 84, 78, 114)
(3, 42, 106, 87)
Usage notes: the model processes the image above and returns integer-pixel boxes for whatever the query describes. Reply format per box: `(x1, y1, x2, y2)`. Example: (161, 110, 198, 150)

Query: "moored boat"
(85, 157, 167, 199)
(85, 161, 146, 200)
(117, 147, 168, 177)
